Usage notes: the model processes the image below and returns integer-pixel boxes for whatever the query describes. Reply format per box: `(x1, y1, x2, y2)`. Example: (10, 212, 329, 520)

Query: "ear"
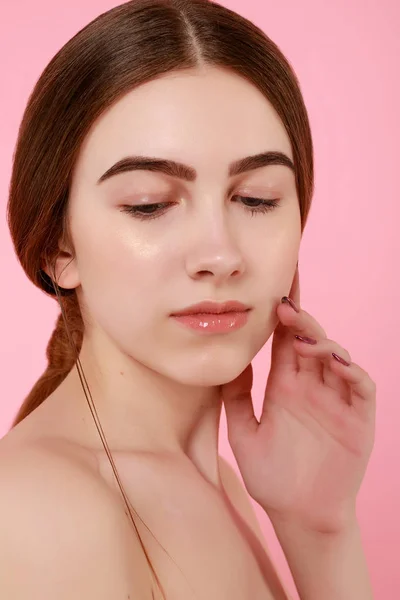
(41, 241, 81, 291)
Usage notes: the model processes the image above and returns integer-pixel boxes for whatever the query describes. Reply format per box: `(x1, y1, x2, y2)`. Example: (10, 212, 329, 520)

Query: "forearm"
(270, 517, 374, 600)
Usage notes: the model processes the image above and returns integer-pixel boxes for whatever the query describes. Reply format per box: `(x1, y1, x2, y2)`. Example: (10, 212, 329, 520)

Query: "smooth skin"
(221, 265, 376, 598)
(222, 264, 376, 534)
(1, 64, 371, 599)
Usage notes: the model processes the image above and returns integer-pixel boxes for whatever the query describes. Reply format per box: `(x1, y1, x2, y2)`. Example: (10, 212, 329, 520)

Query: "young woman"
(1, 1, 376, 599)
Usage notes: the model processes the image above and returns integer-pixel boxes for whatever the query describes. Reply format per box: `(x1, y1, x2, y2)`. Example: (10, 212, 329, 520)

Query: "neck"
(53, 334, 225, 486)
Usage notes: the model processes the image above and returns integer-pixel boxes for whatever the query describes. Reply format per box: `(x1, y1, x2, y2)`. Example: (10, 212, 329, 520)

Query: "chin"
(166, 350, 253, 387)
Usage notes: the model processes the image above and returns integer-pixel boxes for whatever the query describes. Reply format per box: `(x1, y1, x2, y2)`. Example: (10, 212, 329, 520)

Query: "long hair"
(6, 0, 314, 596)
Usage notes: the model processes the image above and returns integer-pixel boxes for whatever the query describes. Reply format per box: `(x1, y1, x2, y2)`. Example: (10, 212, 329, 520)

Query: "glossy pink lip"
(171, 300, 251, 316)
(171, 301, 252, 334)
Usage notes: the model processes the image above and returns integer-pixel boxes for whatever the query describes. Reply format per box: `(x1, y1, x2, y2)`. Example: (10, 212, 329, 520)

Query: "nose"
(185, 210, 245, 284)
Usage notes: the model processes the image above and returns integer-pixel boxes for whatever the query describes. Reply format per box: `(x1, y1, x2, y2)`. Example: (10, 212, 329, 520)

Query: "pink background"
(0, 1, 398, 597)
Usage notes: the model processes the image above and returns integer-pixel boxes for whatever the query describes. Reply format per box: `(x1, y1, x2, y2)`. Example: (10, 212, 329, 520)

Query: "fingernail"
(295, 335, 317, 345)
(332, 352, 351, 367)
(281, 296, 300, 313)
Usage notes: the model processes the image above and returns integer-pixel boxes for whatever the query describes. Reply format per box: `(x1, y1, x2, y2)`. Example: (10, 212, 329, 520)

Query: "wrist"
(266, 505, 358, 538)
(271, 516, 362, 553)
(267, 516, 374, 600)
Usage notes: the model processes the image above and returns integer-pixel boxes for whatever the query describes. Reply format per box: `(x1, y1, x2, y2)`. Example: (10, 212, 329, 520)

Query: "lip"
(171, 310, 250, 334)
(171, 300, 251, 316)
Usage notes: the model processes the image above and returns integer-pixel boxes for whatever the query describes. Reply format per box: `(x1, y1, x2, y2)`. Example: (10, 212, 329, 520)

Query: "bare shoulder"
(0, 436, 154, 600)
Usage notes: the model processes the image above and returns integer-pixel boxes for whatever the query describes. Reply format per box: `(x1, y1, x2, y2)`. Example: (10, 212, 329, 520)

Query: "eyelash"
(120, 196, 281, 221)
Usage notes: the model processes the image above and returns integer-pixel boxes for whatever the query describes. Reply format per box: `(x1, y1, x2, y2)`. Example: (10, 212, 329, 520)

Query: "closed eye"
(120, 195, 281, 221)
(233, 195, 281, 216)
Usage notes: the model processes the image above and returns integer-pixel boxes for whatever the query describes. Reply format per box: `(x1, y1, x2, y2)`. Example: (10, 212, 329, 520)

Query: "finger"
(269, 264, 303, 376)
(294, 336, 352, 398)
(272, 264, 327, 376)
(277, 260, 328, 375)
(279, 304, 328, 376)
(294, 336, 376, 419)
(329, 358, 377, 421)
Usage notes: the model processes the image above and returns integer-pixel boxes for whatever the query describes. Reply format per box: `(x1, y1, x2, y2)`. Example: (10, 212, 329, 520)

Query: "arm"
(270, 516, 374, 600)
(218, 456, 295, 600)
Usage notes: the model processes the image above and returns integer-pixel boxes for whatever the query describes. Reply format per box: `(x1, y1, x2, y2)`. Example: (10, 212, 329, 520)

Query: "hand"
(221, 264, 376, 534)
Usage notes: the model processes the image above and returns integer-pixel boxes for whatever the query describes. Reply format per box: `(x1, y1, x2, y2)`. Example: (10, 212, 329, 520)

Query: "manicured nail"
(281, 296, 300, 313)
(332, 352, 351, 367)
(295, 335, 317, 345)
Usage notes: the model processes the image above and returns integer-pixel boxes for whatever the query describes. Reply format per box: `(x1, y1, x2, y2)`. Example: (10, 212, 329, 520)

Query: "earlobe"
(41, 252, 80, 292)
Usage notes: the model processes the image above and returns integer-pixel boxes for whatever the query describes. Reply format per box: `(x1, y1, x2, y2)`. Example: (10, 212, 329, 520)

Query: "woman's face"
(63, 66, 302, 387)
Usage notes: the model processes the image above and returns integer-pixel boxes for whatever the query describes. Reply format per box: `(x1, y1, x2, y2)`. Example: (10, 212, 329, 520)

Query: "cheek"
(75, 225, 168, 335)
(270, 233, 300, 292)
(253, 220, 301, 270)
(247, 217, 301, 313)
(76, 210, 164, 285)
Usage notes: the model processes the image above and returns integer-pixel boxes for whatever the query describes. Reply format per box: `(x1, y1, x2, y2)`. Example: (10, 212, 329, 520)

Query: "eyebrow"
(97, 151, 295, 184)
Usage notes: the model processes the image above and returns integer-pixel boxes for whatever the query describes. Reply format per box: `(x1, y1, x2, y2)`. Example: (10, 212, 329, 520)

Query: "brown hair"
(6, 0, 314, 595)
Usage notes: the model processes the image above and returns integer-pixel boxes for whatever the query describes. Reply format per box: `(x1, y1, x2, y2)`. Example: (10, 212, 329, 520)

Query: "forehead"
(74, 67, 293, 182)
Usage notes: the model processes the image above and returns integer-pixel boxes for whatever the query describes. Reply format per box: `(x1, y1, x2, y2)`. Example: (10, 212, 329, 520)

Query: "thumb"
(221, 364, 259, 449)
